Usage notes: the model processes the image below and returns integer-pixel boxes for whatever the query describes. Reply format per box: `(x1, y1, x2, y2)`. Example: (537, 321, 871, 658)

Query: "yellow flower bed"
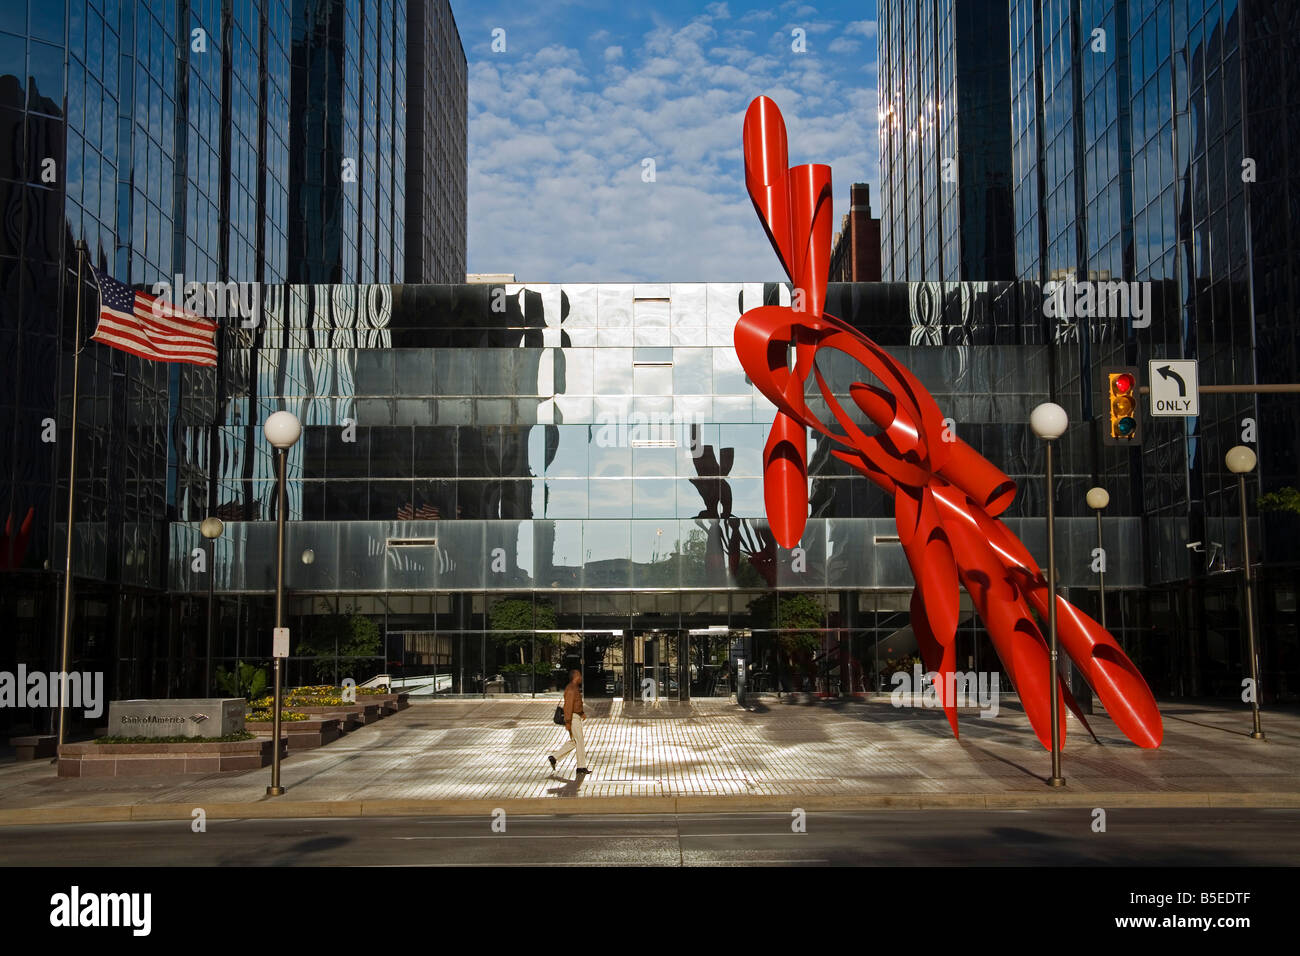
(244, 710, 310, 723)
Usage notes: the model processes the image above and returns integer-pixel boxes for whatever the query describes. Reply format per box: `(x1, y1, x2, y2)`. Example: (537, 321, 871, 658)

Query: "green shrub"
(1258, 487, 1300, 514)
(95, 732, 256, 744)
(216, 662, 268, 700)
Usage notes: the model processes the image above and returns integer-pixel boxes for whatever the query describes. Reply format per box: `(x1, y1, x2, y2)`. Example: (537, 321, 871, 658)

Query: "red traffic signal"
(1102, 367, 1141, 445)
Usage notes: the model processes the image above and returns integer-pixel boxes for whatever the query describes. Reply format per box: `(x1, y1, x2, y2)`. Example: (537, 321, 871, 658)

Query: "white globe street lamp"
(1031, 402, 1068, 787)
(1086, 486, 1109, 632)
(1029, 402, 1069, 441)
(200, 516, 225, 695)
(263, 411, 301, 795)
(263, 410, 303, 450)
(1225, 445, 1264, 740)
(1225, 445, 1257, 476)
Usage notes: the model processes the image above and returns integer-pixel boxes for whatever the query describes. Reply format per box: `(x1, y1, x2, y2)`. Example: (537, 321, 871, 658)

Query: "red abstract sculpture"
(735, 96, 1162, 750)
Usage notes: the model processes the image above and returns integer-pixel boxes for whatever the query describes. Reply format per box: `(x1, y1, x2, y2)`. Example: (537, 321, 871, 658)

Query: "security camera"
(1205, 542, 1224, 571)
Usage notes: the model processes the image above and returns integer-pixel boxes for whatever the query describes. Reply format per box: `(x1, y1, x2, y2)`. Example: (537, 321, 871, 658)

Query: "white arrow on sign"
(1148, 359, 1199, 417)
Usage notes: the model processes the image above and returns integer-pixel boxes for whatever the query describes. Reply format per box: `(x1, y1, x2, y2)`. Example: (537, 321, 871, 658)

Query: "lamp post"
(299, 549, 314, 680)
(200, 516, 225, 696)
(1030, 402, 1068, 787)
(56, 239, 88, 753)
(1225, 445, 1265, 740)
(263, 410, 302, 795)
(1085, 487, 1109, 632)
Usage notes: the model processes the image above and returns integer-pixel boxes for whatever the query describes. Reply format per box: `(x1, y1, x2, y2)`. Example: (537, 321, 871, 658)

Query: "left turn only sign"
(1148, 359, 1199, 417)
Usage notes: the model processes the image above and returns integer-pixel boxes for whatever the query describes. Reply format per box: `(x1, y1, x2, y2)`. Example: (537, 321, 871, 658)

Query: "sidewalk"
(0, 697, 1296, 825)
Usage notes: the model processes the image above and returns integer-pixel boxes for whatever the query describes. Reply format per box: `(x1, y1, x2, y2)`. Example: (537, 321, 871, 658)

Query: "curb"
(0, 791, 1297, 826)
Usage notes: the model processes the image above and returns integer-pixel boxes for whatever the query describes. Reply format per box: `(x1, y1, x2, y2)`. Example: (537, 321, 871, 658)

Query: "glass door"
(686, 627, 734, 697)
(626, 630, 682, 700)
(584, 631, 624, 698)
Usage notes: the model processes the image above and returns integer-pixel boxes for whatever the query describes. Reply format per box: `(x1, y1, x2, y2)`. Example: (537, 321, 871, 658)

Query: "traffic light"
(1102, 366, 1141, 445)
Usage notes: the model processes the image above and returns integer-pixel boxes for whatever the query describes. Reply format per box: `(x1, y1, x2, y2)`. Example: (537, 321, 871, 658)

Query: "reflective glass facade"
(404, 0, 465, 283)
(0, 0, 468, 732)
(159, 282, 1165, 705)
(1007, 0, 1300, 698)
(289, 0, 406, 284)
(884, 0, 1300, 699)
(878, 0, 1016, 281)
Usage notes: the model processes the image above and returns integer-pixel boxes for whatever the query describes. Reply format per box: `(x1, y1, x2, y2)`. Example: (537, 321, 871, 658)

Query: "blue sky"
(448, 1, 879, 282)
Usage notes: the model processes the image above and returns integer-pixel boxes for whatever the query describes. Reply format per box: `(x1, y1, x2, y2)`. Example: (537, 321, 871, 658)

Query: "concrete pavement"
(6, 809, 1298, 866)
(0, 696, 1296, 825)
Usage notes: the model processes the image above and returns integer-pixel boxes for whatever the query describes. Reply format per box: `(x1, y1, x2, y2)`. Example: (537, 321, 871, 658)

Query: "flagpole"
(56, 239, 89, 754)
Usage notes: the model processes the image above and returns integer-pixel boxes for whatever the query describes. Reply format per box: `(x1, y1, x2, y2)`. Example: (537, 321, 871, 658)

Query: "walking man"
(548, 669, 592, 777)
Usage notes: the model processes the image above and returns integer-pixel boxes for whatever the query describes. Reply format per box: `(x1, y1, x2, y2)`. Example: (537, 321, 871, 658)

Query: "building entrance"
(623, 629, 684, 701)
(615, 627, 743, 701)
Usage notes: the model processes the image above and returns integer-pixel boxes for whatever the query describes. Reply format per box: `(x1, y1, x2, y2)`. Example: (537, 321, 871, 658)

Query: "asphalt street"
(3, 809, 1298, 866)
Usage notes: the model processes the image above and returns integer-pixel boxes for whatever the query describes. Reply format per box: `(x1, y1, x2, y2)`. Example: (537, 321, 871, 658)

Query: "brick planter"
(9, 735, 57, 760)
(290, 703, 380, 724)
(357, 692, 410, 714)
(245, 717, 343, 750)
(58, 738, 282, 777)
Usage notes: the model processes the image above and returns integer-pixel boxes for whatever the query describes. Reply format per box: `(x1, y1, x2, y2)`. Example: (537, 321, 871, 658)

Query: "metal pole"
(268, 447, 287, 795)
(205, 536, 215, 695)
(1095, 510, 1106, 632)
(1046, 440, 1065, 786)
(57, 240, 88, 753)
(1138, 383, 1300, 394)
(1239, 472, 1265, 740)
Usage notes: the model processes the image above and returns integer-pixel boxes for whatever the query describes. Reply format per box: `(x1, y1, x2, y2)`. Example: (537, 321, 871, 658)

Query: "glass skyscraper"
(877, 0, 1017, 280)
(404, 0, 466, 285)
(881, 0, 1300, 700)
(287, 0, 466, 285)
(0, 0, 467, 732)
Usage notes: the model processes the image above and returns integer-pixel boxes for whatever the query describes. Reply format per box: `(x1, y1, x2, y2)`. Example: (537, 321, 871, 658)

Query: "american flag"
(88, 266, 218, 367)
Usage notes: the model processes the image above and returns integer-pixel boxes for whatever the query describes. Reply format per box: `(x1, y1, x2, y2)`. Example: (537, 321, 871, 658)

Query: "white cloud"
(844, 20, 877, 38)
(827, 37, 860, 55)
(465, 10, 878, 281)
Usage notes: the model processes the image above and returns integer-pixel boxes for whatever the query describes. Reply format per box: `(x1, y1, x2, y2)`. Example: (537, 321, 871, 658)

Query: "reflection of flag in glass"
(397, 502, 441, 520)
(88, 266, 218, 366)
(215, 501, 245, 522)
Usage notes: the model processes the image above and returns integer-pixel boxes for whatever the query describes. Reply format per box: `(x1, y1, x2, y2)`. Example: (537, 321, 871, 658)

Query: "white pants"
(550, 714, 587, 767)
